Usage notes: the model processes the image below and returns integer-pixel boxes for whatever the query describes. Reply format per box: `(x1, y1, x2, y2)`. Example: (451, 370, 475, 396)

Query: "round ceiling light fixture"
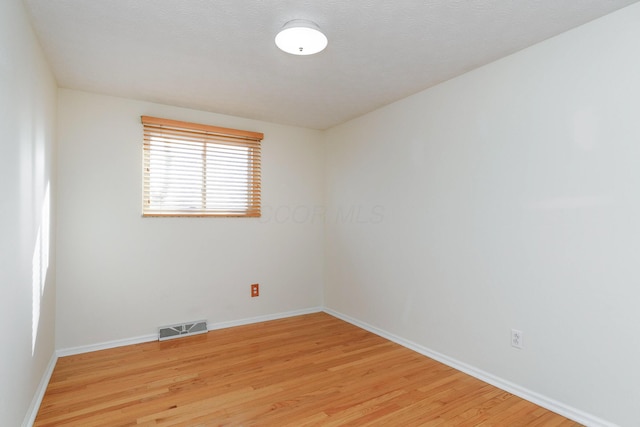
(275, 19, 328, 56)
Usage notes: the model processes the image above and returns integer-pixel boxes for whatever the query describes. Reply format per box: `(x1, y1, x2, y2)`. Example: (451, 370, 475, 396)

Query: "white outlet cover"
(511, 329, 523, 349)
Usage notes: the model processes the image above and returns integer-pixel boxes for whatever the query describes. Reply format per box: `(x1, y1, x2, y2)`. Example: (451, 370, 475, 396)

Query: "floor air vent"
(158, 320, 208, 341)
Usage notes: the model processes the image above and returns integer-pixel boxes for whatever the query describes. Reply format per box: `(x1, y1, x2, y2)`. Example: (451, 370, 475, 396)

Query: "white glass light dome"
(275, 19, 328, 56)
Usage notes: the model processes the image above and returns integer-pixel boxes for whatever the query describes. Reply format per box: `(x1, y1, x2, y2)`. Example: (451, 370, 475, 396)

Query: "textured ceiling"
(25, 0, 639, 130)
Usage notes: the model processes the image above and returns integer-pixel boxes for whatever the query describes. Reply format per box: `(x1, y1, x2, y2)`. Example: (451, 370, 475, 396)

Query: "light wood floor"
(35, 313, 581, 426)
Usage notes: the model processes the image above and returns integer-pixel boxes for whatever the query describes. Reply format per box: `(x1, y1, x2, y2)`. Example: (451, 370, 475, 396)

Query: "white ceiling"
(25, 0, 639, 130)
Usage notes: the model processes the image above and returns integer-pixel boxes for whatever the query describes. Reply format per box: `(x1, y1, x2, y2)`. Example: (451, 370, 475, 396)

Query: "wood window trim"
(141, 116, 264, 141)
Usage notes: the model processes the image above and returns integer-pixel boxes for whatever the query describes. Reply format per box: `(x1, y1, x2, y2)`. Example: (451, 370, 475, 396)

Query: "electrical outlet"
(511, 329, 523, 349)
(251, 283, 259, 297)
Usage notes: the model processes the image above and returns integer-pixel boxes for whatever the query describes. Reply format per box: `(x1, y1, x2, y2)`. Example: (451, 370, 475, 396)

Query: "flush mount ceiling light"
(275, 19, 328, 56)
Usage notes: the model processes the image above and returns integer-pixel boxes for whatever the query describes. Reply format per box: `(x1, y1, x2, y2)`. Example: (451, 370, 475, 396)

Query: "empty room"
(2, 0, 639, 426)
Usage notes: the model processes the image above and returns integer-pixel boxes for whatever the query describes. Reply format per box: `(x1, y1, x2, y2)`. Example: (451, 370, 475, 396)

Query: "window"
(141, 116, 263, 217)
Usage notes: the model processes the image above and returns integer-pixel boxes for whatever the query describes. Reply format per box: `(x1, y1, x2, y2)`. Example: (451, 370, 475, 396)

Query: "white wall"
(0, 0, 58, 425)
(56, 90, 324, 349)
(324, 4, 640, 426)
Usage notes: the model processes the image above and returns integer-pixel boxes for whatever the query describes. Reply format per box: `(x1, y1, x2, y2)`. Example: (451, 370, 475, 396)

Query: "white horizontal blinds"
(142, 116, 263, 217)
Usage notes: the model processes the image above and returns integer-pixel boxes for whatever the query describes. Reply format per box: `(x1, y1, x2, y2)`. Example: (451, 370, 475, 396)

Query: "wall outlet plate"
(511, 329, 523, 349)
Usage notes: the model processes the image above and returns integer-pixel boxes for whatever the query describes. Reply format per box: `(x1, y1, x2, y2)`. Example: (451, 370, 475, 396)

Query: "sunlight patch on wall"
(32, 182, 50, 355)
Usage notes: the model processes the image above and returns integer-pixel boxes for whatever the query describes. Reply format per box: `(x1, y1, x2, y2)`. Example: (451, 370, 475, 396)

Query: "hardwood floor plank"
(35, 313, 581, 426)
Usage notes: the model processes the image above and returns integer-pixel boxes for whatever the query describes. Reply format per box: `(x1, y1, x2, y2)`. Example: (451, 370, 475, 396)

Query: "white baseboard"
(22, 352, 58, 427)
(56, 306, 324, 357)
(208, 307, 323, 331)
(56, 333, 158, 357)
(322, 307, 618, 427)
